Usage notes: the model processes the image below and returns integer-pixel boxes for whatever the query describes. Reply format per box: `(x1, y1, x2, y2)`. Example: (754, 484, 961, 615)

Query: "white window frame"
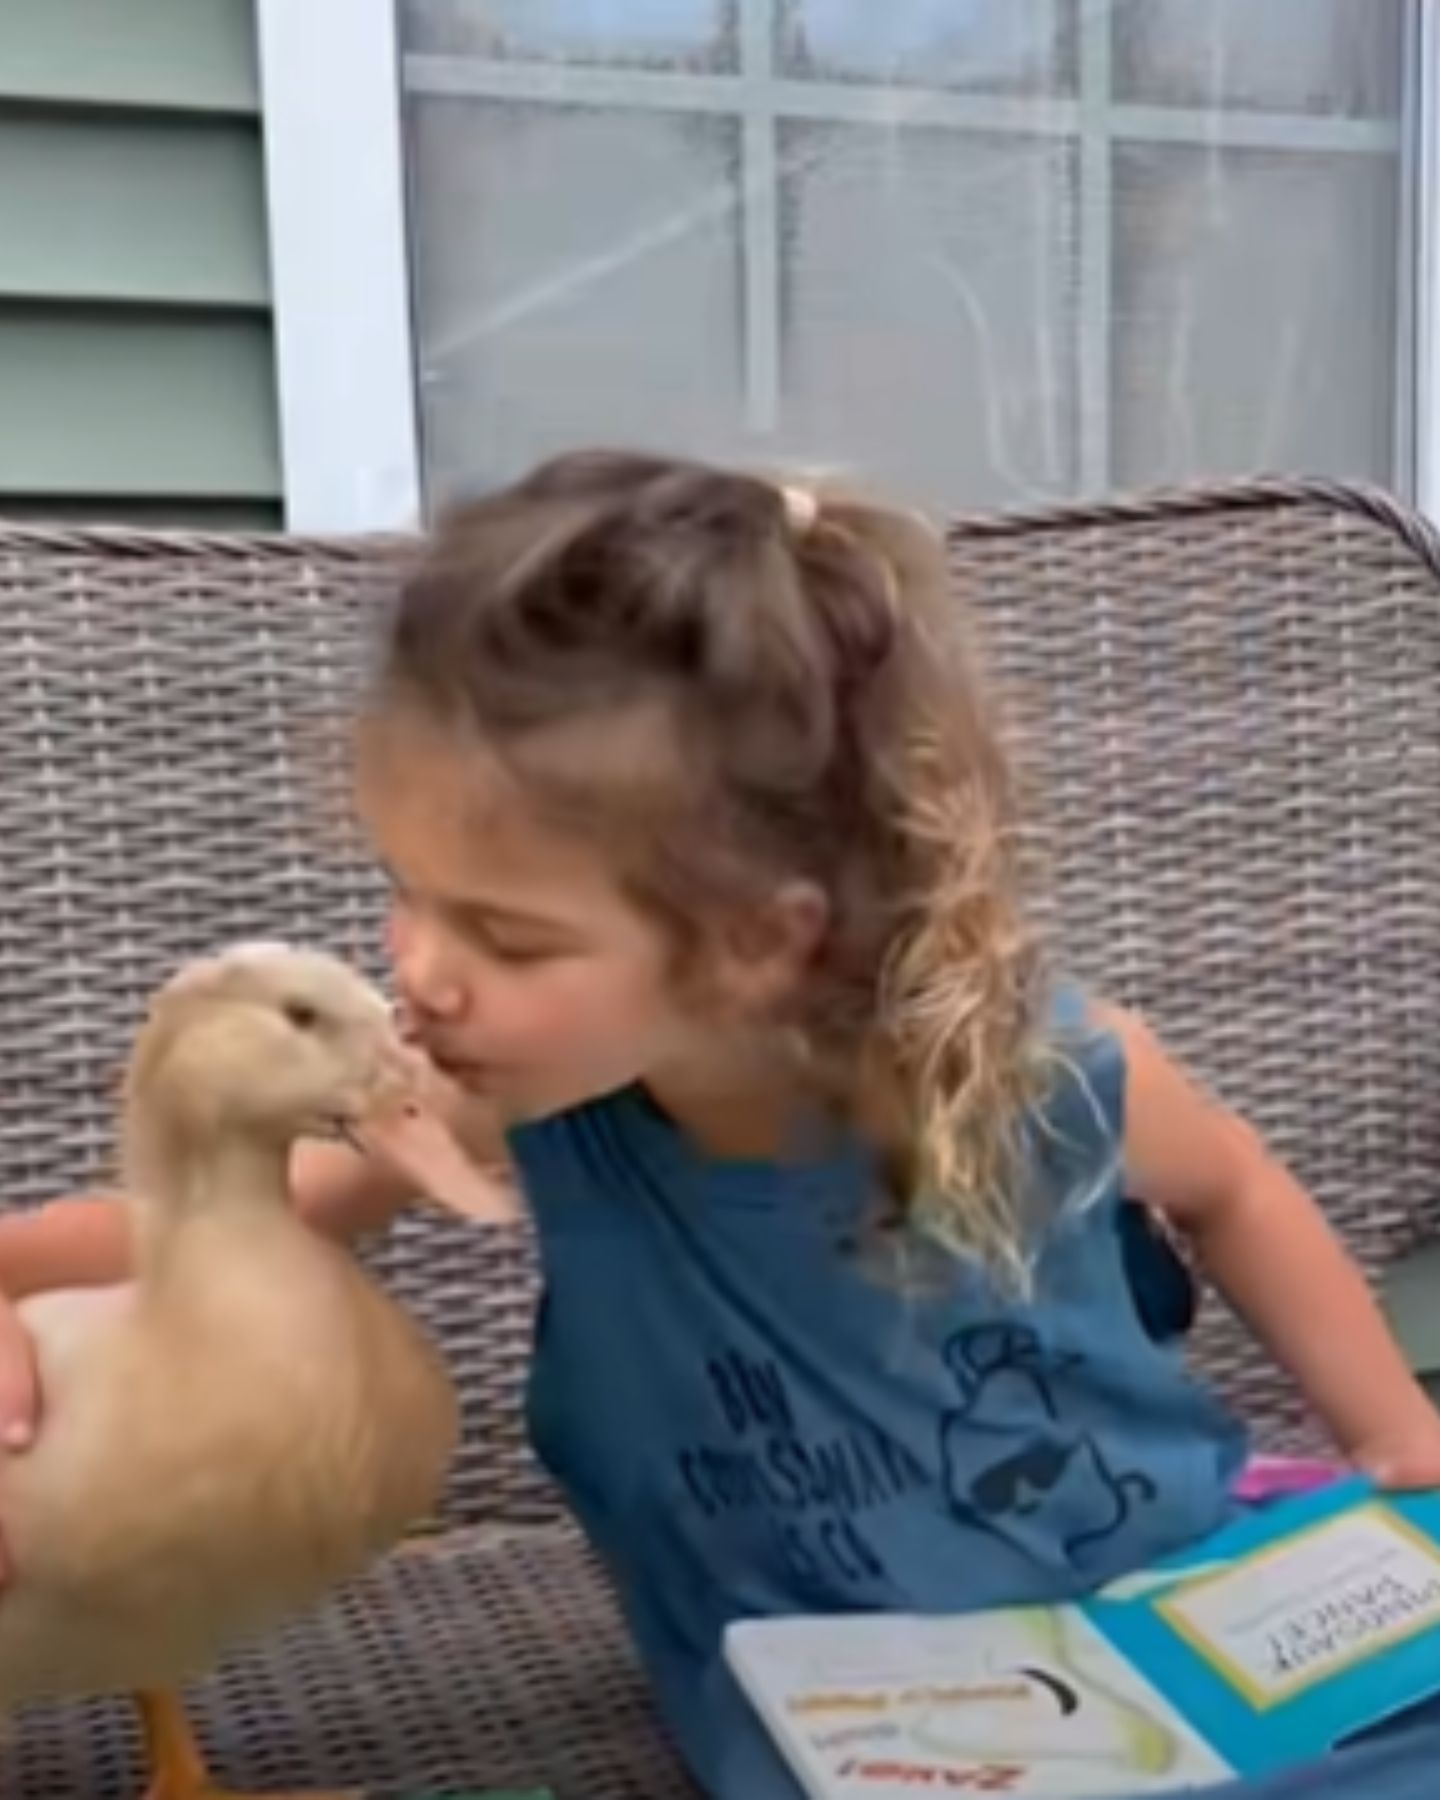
(1415, 0, 1440, 515)
(257, 0, 1440, 531)
(256, 0, 419, 532)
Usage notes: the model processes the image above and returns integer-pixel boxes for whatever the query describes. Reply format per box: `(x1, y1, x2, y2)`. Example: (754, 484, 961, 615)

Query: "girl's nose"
(388, 907, 468, 1024)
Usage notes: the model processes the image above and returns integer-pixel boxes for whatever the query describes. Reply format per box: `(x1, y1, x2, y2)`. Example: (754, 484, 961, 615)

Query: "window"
(259, 1, 1434, 529)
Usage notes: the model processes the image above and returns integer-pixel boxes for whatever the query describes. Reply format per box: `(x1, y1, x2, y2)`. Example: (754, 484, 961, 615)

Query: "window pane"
(779, 124, 1078, 506)
(1112, 0, 1404, 118)
(1112, 145, 1399, 488)
(403, 0, 735, 71)
(408, 100, 745, 500)
(399, 2, 1414, 506)
(783, 0, 1075, 96)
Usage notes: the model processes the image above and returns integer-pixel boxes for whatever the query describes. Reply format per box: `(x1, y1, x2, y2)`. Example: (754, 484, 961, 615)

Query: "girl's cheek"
(495, 972, 577, 1048)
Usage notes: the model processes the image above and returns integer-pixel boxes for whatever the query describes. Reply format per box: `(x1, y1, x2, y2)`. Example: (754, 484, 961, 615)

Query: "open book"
(725, 1478, 1440, 1797)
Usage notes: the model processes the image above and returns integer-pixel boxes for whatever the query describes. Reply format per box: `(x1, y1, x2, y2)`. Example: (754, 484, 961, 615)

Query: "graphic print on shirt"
(939, 1322, 1158, 1568)
(674, 1346, 931, 1597)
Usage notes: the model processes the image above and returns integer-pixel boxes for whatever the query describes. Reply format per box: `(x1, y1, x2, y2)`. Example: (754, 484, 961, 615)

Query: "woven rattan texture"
(3, 485, 1438, 1462)
(0, 528, 555, 1528)
(2, 1527, 698, 1798)
(3, 481, 1439, 1794)
(949, 479, 1440, 1445)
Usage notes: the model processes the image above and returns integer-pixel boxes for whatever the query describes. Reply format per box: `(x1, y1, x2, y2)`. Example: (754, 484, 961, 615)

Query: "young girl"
(2, 451, 1438, 1797)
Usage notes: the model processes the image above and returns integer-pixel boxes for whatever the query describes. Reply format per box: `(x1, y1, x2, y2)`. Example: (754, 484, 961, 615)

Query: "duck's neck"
(124, 1114, 295, 1278)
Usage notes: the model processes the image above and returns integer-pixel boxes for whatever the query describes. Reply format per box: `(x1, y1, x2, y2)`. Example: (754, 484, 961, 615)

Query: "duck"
(0, 942, 463, 1800)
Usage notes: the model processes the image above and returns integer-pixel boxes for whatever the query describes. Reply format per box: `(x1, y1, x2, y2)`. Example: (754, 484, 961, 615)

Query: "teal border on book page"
(1084, 1480, 1440, 1775)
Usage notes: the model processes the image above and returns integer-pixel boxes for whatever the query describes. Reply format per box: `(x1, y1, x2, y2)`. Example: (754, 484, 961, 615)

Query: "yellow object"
(0, 945, 460, 1799)
(137, 1689, 351, 1799)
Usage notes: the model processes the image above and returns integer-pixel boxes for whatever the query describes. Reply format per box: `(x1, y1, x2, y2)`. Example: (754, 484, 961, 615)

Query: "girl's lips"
(427, 1049, 504, 1088)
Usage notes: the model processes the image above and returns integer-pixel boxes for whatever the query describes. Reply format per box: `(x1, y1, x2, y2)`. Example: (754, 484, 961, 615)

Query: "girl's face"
(358, 718, 724, 1124)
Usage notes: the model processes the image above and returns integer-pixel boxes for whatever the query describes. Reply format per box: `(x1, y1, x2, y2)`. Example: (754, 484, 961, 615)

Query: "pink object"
(1232, 1454, 1344, 1502)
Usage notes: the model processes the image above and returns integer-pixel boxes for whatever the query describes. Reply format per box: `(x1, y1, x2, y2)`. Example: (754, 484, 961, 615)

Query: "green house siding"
(0, 0, 280, 525)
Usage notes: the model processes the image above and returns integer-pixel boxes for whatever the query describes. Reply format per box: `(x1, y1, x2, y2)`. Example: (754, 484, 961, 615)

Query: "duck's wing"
(13, 1286, 133, 1399)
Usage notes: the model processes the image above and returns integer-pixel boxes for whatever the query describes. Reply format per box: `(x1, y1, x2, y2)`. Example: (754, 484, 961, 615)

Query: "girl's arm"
(1103, 1004, 1440, 1488)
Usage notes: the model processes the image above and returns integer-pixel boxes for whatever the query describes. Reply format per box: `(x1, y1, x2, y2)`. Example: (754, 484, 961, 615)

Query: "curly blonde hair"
(376, 451, 1051, 1279)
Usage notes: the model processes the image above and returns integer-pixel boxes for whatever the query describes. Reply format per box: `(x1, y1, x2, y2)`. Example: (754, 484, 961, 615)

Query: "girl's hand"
(357, 1097, 521, 1226)
(1351, 1411, 1440, 1491)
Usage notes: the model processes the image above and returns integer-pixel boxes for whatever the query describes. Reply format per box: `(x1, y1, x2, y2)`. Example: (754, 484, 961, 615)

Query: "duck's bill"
(349, 1102, 522, 1226)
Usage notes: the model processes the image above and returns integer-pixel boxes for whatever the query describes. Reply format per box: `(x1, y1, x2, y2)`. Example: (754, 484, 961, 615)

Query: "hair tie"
(780, 484, 819, 538)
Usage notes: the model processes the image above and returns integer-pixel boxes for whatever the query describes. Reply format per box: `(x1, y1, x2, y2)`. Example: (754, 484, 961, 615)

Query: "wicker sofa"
(1, 477, 1438, 1796)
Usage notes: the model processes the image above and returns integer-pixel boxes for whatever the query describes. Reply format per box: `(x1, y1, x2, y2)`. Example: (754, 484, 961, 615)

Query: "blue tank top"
(509, 993, 1246, 1797)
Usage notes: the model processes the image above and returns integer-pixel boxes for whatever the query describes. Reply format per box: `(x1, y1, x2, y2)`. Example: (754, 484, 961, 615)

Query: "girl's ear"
(709, 880, 830, 1019)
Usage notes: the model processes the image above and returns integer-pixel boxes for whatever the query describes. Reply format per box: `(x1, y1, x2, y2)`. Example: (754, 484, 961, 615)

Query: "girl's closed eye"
(456, 909, 577, 967)
(379, 856, 569, 965)
(482, 934, 565, 967)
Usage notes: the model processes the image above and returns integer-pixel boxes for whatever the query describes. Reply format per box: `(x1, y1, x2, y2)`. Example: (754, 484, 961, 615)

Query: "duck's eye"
(283, 999, 320, 1031)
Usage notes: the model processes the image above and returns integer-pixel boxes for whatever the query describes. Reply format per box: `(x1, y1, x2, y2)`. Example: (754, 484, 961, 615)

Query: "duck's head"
(126, 941, 415, 1154)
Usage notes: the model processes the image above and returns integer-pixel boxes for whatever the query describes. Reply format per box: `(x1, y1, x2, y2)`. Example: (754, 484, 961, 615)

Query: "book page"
(1156, 1504, 1440, 1709)
(729, 1610, 1232, 1797)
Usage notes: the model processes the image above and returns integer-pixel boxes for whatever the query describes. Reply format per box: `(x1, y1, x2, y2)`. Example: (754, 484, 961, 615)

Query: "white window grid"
(259, 0, 1436, 532)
